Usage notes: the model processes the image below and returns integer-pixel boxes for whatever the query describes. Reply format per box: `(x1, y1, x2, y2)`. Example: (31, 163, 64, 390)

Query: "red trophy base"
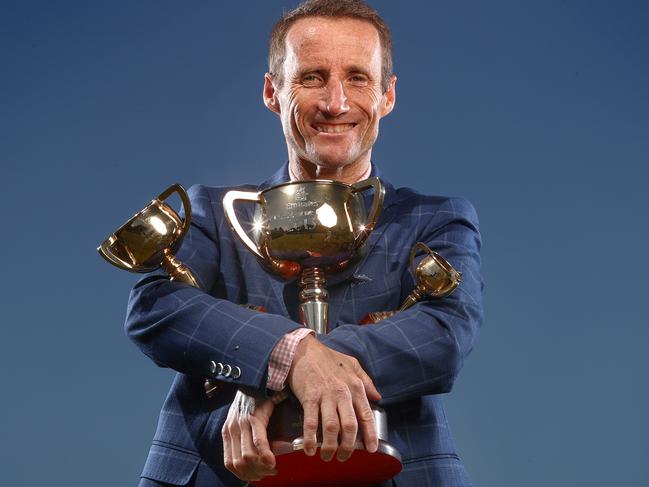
(252, 440, 402, 487)
(256, 399, 402, 487)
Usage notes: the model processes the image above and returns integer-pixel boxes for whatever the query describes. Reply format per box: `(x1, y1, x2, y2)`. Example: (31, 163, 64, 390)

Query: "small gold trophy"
(97, 184, 221, 396)
(97, 184, 198, 286)
(361, 242, 462, 324)
(223, 178, 403, 487)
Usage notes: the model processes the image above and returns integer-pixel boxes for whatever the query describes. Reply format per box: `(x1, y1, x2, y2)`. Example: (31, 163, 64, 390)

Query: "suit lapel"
(259, 164, 292, 315)
(329, 169, 402, 327)
(259, 162, 290, 190)
(361, 173, 399, 258)
(355, 163, 401, 267)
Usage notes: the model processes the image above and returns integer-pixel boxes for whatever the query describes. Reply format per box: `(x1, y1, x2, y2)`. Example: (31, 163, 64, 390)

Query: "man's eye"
(349, 75, 369, 85)
(302, 75, 322, 85)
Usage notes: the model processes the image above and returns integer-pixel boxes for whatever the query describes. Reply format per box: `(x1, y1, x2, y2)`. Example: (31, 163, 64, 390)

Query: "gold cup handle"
(351, 176, 385, 247)
(222, 190, 264, 260)
(157, 183, 192, 238)
(409, 242, 433, 278)
(97, 235, 135, 271)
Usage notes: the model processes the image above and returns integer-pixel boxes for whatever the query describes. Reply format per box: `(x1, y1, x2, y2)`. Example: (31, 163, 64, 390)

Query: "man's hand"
(222, 389, 277, 482)
(288, 335, 381, 462)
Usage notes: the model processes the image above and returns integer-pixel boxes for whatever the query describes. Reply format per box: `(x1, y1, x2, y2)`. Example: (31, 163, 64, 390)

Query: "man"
(125, 1, 483, 486)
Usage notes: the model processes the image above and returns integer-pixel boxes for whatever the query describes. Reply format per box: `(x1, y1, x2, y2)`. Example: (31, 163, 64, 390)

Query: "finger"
(239, 416, 265, 480)
(250, 414, 277, 473)
(355, 366, 382, 402)
(222, 422, 234, 474)
(255, 399, 277, 465)
(335, 387, 358, 462)
(301, 398, 319, 456)
(252, 400, 278, 476)
(352, 389, 378, 453)
(226, 419, 243, 478)
(320, 397, 339, 462)
(228, 419, 251, 481)
(256, 398, 276, 426)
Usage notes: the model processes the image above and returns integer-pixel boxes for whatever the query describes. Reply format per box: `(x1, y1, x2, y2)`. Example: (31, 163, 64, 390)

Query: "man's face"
(264, 17, 396, 172)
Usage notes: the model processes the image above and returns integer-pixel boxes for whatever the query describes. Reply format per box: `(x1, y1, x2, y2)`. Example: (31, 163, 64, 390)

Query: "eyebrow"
(296, 65, 373, 78)
(346, 65, 372, 76)
(296, 67, 326, 77)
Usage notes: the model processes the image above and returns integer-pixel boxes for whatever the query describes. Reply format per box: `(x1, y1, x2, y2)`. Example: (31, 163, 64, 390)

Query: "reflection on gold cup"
(360, 242, 462, 324)
(403, 241, 463, 305)
(97, 184, 198, 287)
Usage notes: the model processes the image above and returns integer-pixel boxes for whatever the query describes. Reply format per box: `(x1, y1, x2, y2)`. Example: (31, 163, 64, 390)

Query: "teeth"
(314, 124, 354, 133)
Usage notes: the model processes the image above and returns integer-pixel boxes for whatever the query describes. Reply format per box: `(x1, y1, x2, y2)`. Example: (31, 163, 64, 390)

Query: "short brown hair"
(268, 0, 393, 92)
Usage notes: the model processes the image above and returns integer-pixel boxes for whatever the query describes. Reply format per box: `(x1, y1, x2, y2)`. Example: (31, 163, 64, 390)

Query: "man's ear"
(263, 73, 281, 114)
(380, 75, 397, 118)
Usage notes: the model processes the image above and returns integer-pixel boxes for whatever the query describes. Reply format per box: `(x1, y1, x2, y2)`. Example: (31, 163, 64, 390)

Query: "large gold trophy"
(223, 178, 403, 487)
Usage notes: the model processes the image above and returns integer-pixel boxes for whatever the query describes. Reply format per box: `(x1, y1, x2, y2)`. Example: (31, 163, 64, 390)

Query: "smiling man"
(264, 15, 395, 184)
(126, 1, 483, 486)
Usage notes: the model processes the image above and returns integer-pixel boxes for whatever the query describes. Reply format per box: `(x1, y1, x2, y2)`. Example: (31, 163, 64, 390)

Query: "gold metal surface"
(223, 177, 385, 282)
(400, 242, 462, 310)
(97, 184, 198, 287)
(360, 310, 398, 324)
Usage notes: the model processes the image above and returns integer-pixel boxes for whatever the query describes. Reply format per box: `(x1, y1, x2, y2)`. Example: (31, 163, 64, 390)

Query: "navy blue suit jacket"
(125, 163, 483, 486)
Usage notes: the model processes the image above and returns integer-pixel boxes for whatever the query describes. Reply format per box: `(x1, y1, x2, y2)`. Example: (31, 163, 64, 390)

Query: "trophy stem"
(397, 288, 423, 312)
(299, 267, 328, 334)
(161, 250, 200, 288)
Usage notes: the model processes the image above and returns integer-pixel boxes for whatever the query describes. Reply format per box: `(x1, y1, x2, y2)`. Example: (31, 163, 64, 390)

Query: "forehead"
(284, 17, 382, 71)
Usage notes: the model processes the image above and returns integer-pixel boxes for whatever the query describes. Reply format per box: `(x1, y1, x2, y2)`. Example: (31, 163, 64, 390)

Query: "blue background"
(1, 1, 647, 485)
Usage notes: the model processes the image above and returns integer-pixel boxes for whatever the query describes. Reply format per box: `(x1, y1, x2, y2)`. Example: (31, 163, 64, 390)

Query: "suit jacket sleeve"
(124, 185, 302, 392)
(320, 197, 483, 404)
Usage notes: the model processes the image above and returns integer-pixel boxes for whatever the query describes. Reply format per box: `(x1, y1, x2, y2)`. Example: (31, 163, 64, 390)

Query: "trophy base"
(260, 401, 402, 487)
(252, 439, 402, 487)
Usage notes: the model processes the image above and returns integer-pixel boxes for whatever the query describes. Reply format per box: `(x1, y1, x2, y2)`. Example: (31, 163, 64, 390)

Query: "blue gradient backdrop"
(1, 1, 648, 485)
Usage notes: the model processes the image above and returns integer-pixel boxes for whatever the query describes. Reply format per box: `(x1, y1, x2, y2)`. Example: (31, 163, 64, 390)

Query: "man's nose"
(319, 80, 350, 116)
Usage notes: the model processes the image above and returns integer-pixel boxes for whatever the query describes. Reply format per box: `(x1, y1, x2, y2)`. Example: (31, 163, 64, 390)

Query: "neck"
(289, 154, 372, 185)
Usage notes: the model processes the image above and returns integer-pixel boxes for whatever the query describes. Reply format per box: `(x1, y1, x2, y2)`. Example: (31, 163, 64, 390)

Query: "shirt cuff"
(267, 327, 315, 391)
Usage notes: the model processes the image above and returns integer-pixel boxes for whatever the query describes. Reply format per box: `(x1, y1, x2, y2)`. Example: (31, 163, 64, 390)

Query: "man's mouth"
(312, 123, 356, 134)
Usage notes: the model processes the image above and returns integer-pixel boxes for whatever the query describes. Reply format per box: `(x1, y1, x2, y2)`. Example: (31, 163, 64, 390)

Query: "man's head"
(263, 0, 397, 182)
(268, 0, 393, 93)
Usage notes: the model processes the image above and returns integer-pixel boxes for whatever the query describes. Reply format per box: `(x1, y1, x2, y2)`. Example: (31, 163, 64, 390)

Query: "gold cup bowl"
(224, 177, 384, 282)
(224, 177, 385, 334)
(402, 241, 463, 307)
(97, 184, 198, 287)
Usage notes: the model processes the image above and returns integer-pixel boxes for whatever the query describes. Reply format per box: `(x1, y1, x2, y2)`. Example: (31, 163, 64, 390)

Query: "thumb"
(258, 399, 275, 419)
(250, 415, 276, 469)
